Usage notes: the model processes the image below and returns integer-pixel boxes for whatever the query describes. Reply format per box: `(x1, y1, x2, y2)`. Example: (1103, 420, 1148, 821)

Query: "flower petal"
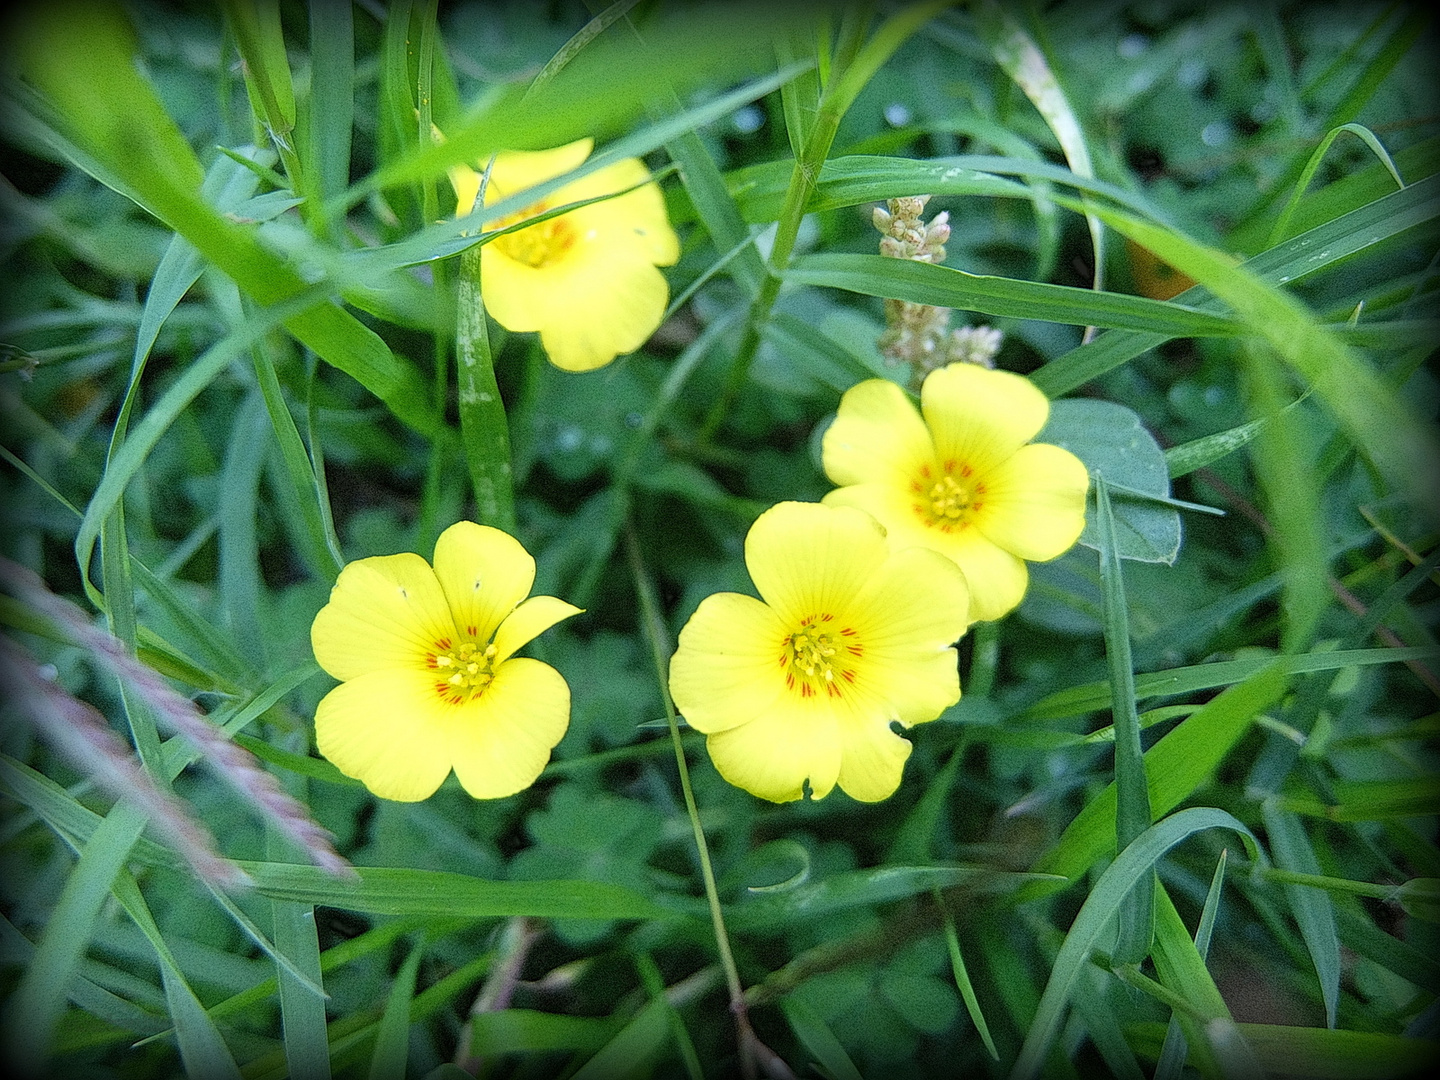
(922, 364, 1050, 477)
(311, 554, 456, 681)
(669, 592, 788, 734)
(432, 521, 535, 645)
(315, 669, 453, 801)
(974, 442, 1091, 562)
(561, 158, 680, 266)
(745, 502, 888, 627)
(481, 242, 669, 371)
(835, 701, 915, 803)
(946, 531, 1030, 622)
(848, 546, 966, 725)
(822, 378, 933, 487)
(493, 595, 584, 664)
(485, 139, 595, 204)
(703, 699, 841, 803)
(448, 658, 570, 799)
(536, 256, 670, 372)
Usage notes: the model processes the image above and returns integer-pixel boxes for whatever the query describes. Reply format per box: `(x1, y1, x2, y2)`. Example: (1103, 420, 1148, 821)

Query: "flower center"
(778, 614, 863, 699)
(493, 200, 579, 268)
(429, 639, 498, 704)
(910, 461, 986, 533)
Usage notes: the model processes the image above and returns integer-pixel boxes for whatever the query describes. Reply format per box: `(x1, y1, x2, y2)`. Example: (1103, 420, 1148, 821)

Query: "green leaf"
(1397, 878, 1440, 923)
(569, 997, 670, 1080)
(1130, 1022, 1440, 1080)
(1281, 775, 1440, 822)
(1074, 199, 1440, 519)
(1042, 400, 1182, 564)
(1012, 808, 1266, 1080)
(786, 253, 1239, 337)
(242, 863, 675, 921)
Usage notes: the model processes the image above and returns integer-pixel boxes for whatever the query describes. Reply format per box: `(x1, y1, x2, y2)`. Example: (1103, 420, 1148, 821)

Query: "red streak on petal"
(436, 637, 451, 650)
(847, 644, 864, 657)
(801, 684, 814, 698)
(840, 627, 856, 636)
(961, 463, 973, 478)
(841, 670, 856, 683)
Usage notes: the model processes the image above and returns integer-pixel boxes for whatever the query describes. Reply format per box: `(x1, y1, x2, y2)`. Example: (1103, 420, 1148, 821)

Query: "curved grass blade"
(781, 995, 865, 1080)
(936, 890, 999, 1061)
(1261, 802, 1342, 1027)
(1268, 123, 1404, 246)
(1010, 808, 1266, 1080)
(1154, 850, 1229, 1080)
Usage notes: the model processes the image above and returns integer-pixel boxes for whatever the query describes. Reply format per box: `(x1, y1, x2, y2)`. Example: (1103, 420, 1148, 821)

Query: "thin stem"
(623, 524, 747, 1020)
(699, 100, 843, 442)
(1258, 866, 1397, 901)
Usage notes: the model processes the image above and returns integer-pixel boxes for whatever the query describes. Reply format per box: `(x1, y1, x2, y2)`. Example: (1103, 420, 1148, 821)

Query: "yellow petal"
(974, 442, 1091, 562)
(311, 554, 456, 682)
(431, 521, 534, 644)
(493, 595, 584, 664)
(848, 546, 966, 725)
(921, 364, 1050, 477)
(485, 138, 595, 204)
(946, 531, 1030, 622)
(481, 242, 669, 371)
(315, 669, 453, 801)
(449, 658, 570, 799)
(834, 699, 915, 803)
(537, 257, 670, 372)
(669, 592, 788, 734)
(560, 158, 680, 266)
(703, 698, 841, 803)
(745, 502, 888, 628)
(822, 378, 933, 487)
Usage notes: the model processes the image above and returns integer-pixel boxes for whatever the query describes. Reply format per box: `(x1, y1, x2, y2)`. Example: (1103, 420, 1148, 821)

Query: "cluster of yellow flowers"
(309, 146, 1090, 806)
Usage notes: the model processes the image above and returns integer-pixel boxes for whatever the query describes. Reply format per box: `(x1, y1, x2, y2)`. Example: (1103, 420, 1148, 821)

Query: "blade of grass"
(109, 869, 244, 1080)
(1027, 666, 1288, 900)
(1, 799, 149, 1076)
(781, 995, 865, 1080)
(785, 253, 1239, 336)
(304, 0, 354, 240)
(1261, 801, 1340, 1027)
(1096, 476, 1154, 964)
(1154, 850, 1229, 1080)
(936, 889, 1000, 1061)
(1268, 124, 1404, 247)
(368, 939, 424, 1080)
(1010, 808, 1266, 1080)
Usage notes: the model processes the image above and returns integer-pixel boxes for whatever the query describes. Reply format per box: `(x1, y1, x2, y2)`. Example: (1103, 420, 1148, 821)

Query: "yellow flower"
(452, 138, 680, 373)
(822, 363, 1089, 623)
(310, 522, 582, 801)
(668, 501, 969, 804)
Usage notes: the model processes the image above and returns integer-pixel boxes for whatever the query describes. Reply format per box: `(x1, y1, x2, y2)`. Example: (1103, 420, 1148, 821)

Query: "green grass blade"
(569, 996, 670, 1080)
(368, 939, 423, 1080)
(2, 799, 147, 1075)
(454, 245, 516, 532)
(1281, 775, 1440, 822)
(1011, 808, 1265, 1080)
(1017, 646, 1434, 723)
(1268, 123, 1404, 247)
(1033, 173, 1440, 398)
(109, 869, 244, 1080)
(217, 391, 270, 671)
(937, 894, 1000, 1061)
(1261, 801, 1340, 1027)
(304, 0, 354, 233)
(781, 995, 865, 1080)
(242, 863, 675, 921)
(785, 253, 1239, 336)
(1028, 666, 1288, 897)
(1242, 348, 1328, 652)
(1155, 850, 1229, 1080)
(1095, 477, 1154, 963)
(1076, 200, 1440, 518)
(979, 0, 1104, 292)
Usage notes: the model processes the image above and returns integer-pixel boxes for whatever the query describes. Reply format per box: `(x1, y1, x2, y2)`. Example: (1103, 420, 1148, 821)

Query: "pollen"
(918, 466, 984, 530)
(494, 200, 578, 269)
(779, 615, 859, 699)
(430, 640, 498, 702)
